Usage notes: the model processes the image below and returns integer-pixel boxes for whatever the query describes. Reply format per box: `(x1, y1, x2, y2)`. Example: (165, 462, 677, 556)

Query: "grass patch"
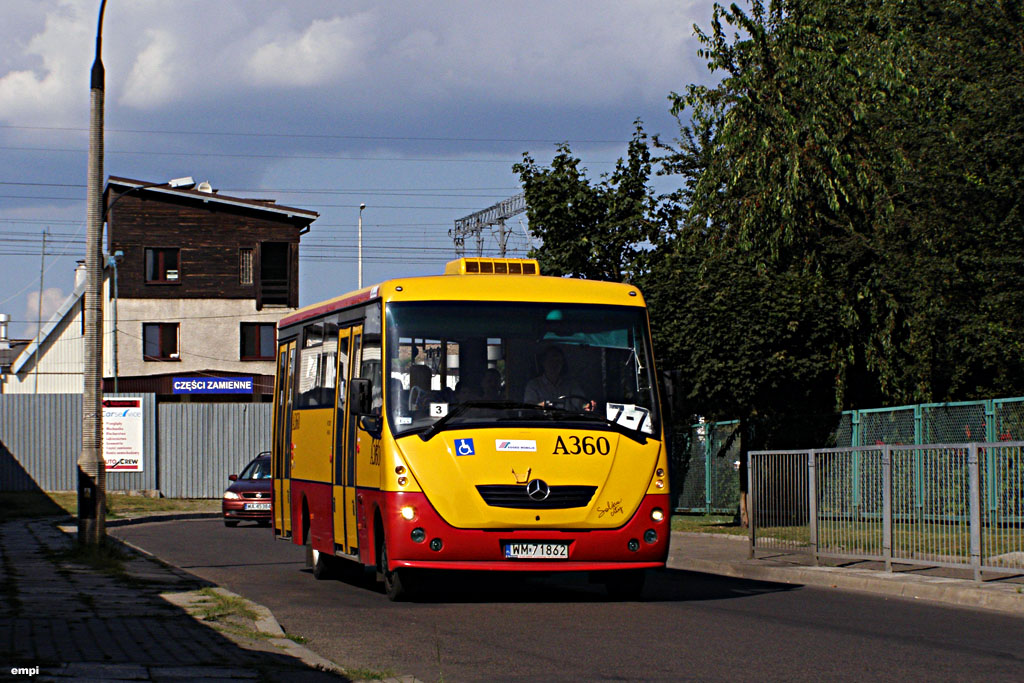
(194, 587, 260, 623)
(342, 667, 397, 681)
(52, 540, 131, 576)
(0, 491, 219, 521)
(0, 492, 72, 522)
(672, 514, 748, 536)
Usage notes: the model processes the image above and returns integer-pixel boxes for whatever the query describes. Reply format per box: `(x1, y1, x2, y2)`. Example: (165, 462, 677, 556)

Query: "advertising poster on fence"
(102, 397, 144, 472)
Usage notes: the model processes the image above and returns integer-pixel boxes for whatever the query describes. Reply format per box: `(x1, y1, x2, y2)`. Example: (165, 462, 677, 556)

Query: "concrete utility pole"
(34, 229, 46, 394)
(79, 0, 107, 546)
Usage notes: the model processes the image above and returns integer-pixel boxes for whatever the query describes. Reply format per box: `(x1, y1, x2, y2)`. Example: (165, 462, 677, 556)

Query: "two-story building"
(2, 176, 318, 400)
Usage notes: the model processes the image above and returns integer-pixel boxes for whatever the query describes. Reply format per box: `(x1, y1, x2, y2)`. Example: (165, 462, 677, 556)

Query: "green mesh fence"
(994, 398, 1024, 442)
(674, 421, 740, 513)
(921, 403, 987, 443)
(857, 407, 916, 445)
(676, 397, 1024, 516)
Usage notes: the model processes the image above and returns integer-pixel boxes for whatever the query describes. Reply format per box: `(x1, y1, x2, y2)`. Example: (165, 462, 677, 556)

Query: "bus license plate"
(504, 543, 568, 559)
(244, 503, 271, 511)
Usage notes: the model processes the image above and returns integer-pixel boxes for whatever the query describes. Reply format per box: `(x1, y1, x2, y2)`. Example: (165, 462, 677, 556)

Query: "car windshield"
(386, 301, 659, 438)
(239, 457, 271, 480)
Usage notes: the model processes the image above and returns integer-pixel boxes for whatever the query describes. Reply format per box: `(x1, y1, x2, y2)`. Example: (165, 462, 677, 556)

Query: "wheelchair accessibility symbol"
(455, 438, 475, 456)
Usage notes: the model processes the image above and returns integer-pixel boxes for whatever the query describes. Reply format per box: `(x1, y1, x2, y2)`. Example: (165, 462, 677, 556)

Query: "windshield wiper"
(418, 401, 544, 441)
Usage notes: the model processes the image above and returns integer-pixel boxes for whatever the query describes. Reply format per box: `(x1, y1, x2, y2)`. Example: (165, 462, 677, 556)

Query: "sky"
(0, 0, 718, 339)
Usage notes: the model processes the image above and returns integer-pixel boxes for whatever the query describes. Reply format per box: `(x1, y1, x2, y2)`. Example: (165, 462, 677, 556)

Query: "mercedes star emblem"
(525, 478, 551, 501)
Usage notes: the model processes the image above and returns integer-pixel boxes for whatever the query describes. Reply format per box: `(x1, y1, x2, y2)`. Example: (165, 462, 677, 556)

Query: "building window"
(143, 323, 179, 361)
(240, 323, 275, 360)
(145, 248, 180, 283)
(239, 248, 253, 285)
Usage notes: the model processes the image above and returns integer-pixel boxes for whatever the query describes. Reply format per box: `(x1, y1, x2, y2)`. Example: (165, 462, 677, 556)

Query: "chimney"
(74, 259, 87, 288)
(0, 313, 10, 349)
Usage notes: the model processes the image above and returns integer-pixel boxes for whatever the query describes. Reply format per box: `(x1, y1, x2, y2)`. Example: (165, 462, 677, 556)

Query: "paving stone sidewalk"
(0, 518, 348, 682)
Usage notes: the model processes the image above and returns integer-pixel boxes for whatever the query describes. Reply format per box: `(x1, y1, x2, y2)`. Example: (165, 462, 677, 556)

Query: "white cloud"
(245, 14, 373, 88)
(23, 287, 67, 339)
(0, 0, 91, 126)
(0, 1, 712, 126)
(119, 29, 180, 109)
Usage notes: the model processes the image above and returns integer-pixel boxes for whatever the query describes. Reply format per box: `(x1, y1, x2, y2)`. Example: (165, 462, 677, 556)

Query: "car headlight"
(223, 491, 240, 500)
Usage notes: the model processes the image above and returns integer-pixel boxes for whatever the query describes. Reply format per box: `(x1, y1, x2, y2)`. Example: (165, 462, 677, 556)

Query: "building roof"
(106, 176, 319, 223)
(10, 276, 87, 375)
(0, 340, 30, 370)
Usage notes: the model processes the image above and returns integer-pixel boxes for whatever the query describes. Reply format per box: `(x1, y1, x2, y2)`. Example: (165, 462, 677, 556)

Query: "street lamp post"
(358, 203, 366, 289)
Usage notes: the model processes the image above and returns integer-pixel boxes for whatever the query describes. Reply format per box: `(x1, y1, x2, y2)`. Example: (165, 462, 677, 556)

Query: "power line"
(0, 180, 523, 198)
(0, 145, 618, 165)
(0, 123, 627, 146)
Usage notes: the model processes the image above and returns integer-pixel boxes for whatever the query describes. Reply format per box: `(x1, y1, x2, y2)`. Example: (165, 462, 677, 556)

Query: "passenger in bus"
(453, 379, 478, 402)
(453, 368, 501, 403)
(524, 346, 589, 408)
(408, 364, 433, 412)
(480, 368, 503, 400)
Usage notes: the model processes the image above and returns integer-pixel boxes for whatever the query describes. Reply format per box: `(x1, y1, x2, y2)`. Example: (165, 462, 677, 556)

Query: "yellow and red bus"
(271, 257, 669, 599)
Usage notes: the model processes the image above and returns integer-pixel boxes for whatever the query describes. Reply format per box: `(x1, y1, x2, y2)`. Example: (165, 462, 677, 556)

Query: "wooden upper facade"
(104, 177, 318, 309)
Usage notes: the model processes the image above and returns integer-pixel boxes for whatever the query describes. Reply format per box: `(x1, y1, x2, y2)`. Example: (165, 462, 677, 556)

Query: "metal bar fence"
(749, 442, 1024, 580)
(0, 393, 270, 498)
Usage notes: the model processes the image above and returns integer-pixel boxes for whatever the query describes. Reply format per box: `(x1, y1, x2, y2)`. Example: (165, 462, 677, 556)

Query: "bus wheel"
(311, 547, 336, 580)
(380, 537, 413, 601)
(604, 569, 645, 600)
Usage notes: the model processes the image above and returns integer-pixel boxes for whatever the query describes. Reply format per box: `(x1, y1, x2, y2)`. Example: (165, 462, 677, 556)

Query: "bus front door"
(332, 326, 362, 556)
(273, 340, 296, 538)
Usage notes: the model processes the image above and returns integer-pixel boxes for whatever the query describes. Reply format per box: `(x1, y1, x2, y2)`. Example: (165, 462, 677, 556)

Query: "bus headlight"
(655, 480, 664, 489)
(651, 508, 664, 522)
(644, 529, 658, 544)
(397, 476, 408, 487)
(400, 506, 415, 521)
(411, 528, 426, 543)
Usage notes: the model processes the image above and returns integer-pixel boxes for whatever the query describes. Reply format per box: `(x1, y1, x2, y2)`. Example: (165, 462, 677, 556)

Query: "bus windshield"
(386, 301, 659, 438)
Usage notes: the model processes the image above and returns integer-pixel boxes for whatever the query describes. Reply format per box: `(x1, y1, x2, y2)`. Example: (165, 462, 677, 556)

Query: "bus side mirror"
(349, 378, 373, 416)
(359, 414, 382, 438)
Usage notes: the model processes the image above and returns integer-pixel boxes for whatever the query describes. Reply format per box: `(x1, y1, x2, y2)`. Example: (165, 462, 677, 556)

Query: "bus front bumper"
(383, 491, 671, 572)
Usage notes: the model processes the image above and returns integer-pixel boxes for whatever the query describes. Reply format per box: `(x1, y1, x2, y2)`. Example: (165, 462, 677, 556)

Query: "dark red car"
(222, 452, 272, 527)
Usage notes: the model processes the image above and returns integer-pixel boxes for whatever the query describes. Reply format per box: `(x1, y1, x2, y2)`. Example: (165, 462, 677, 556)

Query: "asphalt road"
(112, 519, 1024, 682)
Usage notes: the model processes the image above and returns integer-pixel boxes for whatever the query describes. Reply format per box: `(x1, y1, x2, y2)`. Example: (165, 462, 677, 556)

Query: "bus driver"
(523, 346, 589, 408)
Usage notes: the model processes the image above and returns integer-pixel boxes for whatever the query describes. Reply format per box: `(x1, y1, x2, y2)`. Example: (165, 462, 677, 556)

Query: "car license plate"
(504, 542, 569, 559)
(244, 502, 271, 511)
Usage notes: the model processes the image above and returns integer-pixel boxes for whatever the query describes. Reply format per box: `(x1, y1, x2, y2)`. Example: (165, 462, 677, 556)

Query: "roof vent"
(445, 258, 540, 276)
(197, 181, 213, 193)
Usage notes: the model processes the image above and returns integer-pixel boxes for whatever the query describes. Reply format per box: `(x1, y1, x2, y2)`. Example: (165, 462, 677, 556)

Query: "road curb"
(669, 538, 1024, 616)
(104, 511, 222, 527)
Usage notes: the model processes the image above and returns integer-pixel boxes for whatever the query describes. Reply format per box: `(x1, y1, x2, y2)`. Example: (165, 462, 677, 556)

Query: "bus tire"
(311, 547, 336, 580)
(380, 536, 414, 601)
(604, 569, 645, 600)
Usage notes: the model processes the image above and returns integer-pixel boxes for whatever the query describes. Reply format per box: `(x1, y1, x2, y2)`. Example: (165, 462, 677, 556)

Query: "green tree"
(514, 122, 659, 282)
(662, 0, 1024, 408)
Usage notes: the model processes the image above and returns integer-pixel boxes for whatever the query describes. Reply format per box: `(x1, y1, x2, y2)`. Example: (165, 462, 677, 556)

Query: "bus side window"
(360, 332, 383, 415)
